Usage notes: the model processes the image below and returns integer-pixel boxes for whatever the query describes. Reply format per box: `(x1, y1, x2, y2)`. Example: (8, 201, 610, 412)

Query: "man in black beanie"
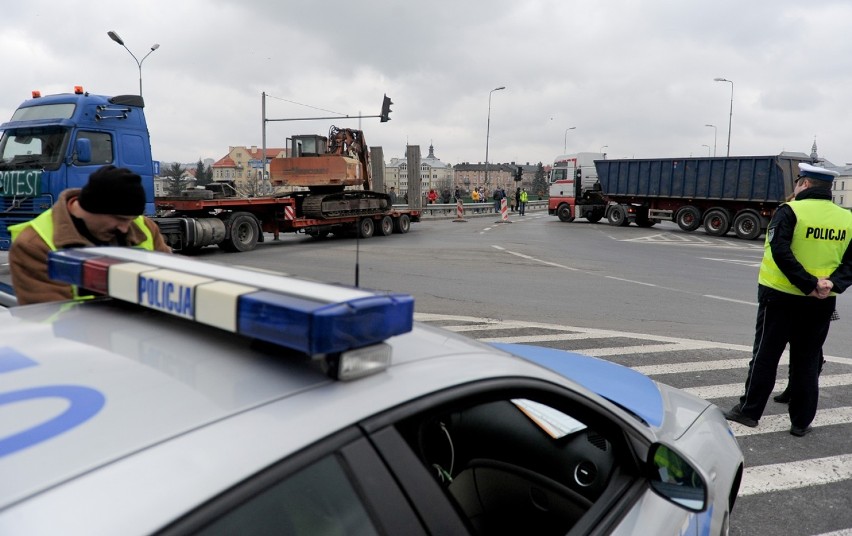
(9, 165, 171, 305)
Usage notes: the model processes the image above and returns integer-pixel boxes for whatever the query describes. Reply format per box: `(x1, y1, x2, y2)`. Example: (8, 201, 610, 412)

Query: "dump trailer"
(549, 154, 809, 239)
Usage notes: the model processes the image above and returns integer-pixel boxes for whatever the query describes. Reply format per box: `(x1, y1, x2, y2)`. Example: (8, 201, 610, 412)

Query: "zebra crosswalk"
(415, 312, 852, 536)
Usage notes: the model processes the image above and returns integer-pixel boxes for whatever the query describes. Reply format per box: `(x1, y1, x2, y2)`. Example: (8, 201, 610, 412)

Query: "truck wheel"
(220, 212, 259, 252)
(358, 218, 374, 238)
(733, 211, 762, 240)
(676, 206, 702, 232)
(394, 214, 411, 234)
(557, 204, 575, 222)
(703, 208, 731, 237)
(586, 209, 604, 223)
(607, 206, 628, 227)
(379, 215, 394, 236)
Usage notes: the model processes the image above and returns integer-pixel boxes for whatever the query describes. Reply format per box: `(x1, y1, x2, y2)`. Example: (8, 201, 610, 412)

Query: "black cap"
(78, 165, 146, 216)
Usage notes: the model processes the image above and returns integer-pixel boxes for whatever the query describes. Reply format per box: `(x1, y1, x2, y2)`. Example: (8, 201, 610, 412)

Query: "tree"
(195, 159, 213, 186)
(163, 162, 187, 196)
(533, 162, 549, 197)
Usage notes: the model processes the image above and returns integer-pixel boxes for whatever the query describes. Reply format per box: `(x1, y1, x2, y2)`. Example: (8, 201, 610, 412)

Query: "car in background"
(0, 247, 743, 535)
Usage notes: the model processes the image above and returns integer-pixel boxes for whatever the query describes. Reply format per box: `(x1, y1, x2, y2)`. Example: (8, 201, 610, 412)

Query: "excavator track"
(302, 191, 392, 219)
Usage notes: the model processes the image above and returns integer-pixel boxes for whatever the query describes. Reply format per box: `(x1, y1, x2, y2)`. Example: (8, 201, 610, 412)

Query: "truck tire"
(733, 211, 762, 240)
(394, 214, 411, 234)
(220, 212, 259, 252)
(358, 217, 374, 238)
(378, 215, 394, 236)
(607, 206, 629, 227)
(557, 204, 575, 222)
(586, 209, 604, 223)
(703, 208, 731, 237)
(676, 206, 701, 232)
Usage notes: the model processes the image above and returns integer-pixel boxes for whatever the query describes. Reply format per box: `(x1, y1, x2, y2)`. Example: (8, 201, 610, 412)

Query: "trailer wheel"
(358, 218, 374, 238)
(379, 215, 394, 236)
(676, 206, 702, 232)
(220, 212, 259, 252)
(607, 206, 629, 227)
(733, 211, 762, 240)
(557, 204, 574, 222)
(394, 214, 411, 234)
(703, 208, 731, 237)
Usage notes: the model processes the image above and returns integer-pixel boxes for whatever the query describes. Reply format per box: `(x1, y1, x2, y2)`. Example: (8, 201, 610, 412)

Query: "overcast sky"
(3, 0, 852, 168)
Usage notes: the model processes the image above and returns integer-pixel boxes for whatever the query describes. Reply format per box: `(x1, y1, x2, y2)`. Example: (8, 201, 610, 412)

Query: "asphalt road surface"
(2, 209, 851, 535)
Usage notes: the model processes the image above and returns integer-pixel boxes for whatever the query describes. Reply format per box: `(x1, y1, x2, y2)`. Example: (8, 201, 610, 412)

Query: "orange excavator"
(268, 126, 391, 219)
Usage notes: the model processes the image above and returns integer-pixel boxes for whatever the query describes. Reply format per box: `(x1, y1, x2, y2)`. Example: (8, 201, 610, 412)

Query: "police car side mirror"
(647, 443, 708, 512)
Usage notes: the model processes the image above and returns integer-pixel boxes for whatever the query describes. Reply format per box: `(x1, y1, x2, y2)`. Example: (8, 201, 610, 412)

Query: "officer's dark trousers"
(738, 287, 834, 428)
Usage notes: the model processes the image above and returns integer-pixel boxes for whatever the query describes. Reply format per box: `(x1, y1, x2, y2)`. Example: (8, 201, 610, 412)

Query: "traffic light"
(514, 166, 523, 182)
(380, 94, 393, 122)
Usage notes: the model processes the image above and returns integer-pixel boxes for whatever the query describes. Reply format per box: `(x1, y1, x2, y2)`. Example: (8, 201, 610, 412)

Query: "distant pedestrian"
(454, 187, 461, 202)
(493, 188, 503, 213)
(388, 186, 398, 204)
(427, 188, 438, 204)
(519, 188, 529, 216)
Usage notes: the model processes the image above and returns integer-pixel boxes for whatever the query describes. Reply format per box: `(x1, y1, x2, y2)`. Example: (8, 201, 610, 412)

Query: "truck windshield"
(0, 128, 69, 170)
(10, 103, 75, 121)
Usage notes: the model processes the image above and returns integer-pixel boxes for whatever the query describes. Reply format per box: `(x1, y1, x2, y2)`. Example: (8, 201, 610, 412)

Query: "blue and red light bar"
(47, 248, 414, 357)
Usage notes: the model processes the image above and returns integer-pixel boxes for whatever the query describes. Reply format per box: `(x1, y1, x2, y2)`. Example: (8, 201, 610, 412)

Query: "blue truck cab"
(0, 87, 156, 250)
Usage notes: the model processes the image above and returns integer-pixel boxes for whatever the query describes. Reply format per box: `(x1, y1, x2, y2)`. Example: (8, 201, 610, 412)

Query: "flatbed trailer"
(153, 194, 421, 253)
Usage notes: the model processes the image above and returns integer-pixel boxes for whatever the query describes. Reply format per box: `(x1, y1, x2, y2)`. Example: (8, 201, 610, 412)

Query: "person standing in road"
(724, 163, 852, 437)
(9, 165, 171, 305)
(519, 188, 529, 216)
(387, 186, 398, 204)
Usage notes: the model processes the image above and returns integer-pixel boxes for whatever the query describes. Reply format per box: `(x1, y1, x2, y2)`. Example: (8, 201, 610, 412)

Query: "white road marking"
(703, 294, 757, 306)
(700, 256, 762, 268)
(684, 374, 852, 401)
(740, 453, 852, 496)
(728, 406, 852, 437)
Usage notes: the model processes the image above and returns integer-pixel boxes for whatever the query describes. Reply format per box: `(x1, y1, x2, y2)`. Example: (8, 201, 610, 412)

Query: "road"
(2, 209, 851, 535)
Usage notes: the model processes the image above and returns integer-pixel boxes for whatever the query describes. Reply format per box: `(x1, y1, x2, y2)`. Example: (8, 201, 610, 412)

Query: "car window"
(394, 392, 635, 536)
(193, 455, 379, 536)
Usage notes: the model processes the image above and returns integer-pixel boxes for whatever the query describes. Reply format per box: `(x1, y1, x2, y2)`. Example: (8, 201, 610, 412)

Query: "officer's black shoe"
(724, 407, 758, 428)
(790, 425, 812, 437)
(773, 388, 791, 404)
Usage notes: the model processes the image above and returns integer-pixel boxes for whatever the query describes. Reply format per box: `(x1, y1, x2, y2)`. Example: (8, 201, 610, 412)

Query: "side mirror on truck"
(75, 138, 92, 164)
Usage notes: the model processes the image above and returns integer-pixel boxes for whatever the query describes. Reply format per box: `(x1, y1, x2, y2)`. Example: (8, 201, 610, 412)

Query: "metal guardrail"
(405, 200, 549, 218)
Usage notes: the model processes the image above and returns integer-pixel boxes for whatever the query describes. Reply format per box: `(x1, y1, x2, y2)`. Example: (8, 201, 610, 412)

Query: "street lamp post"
(705, 124, 717, 157)
(713, 78, 733, 156)
(108, 31, 160, 97)
(563, 127, 576, 154)
(702, 144, 711, 157)
(484, 86, 505, 185)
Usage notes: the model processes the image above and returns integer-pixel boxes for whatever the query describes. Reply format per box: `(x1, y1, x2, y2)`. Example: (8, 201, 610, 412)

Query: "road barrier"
(411, 200, 548, 219)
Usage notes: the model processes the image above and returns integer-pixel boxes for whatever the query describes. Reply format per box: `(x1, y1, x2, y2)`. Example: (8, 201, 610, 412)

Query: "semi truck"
(548, 153, 809, 240)
(0, 87, 419, 253)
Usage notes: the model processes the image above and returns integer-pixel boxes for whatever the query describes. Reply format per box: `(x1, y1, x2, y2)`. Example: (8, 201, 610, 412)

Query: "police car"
(0, 248, 743, 536)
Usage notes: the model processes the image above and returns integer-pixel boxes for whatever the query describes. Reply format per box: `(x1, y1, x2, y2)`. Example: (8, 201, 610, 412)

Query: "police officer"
(725, 163, 852, 437)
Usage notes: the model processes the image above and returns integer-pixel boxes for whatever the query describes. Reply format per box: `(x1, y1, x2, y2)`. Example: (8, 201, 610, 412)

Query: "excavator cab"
(290, 135, 327, 157)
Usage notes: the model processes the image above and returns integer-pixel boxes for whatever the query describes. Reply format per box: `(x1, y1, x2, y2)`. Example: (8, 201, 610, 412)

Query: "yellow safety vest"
(758, 199, 852, 295)
(520, 191, 529, 203)
(10, 210, 155, 299)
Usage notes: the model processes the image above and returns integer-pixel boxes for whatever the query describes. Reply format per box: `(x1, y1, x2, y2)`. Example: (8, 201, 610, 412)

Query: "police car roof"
(0, 248, 543, 524)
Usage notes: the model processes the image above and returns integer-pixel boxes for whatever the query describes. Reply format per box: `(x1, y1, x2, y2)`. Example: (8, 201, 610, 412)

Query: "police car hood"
(493, 343, 711, 435)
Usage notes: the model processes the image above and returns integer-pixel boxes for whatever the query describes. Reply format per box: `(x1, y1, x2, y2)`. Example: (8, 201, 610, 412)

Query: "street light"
(108, 30, 160, 97)
(705, 124, 717, 157)
(702, 144, 711, 157)
(564, 127, 576, 154)
(484, 86, 505, 185)
(713, 78, 733, 156)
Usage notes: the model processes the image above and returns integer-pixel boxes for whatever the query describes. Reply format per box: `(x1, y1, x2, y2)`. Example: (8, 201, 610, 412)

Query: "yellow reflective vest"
(520, 191, 529, 203)
(758, 199, 852, 295)
(10, 210, 155, 299)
